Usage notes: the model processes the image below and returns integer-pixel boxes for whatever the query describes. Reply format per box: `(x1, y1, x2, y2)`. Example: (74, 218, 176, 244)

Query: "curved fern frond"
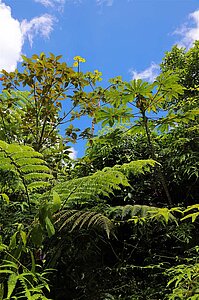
(106, 159, 157, 176)
(55, 209, 114, 238)
(51, 159, 156, 207)
(52, 169, 130, 207)
(0, 140, 53, 195)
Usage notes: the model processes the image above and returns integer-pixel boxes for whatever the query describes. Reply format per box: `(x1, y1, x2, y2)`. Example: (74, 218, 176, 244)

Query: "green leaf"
(31, 224, 43, 247)
(95, 106, 133, 127)
(124, 79, 154, 100)
(7, 273, 18, 299)
(0, 241, 7, 252)
(20, 230, 27, 246)
(9, 232, 17, 250)
(0, 270, 13, 274)
(149, 207, 176, 224)
(181, 212, 199, 223)
(0, 193, 9, 204)
(30, 250, 36, 274)
(45, 216, 55, 237)
(52, 191, 61, 213)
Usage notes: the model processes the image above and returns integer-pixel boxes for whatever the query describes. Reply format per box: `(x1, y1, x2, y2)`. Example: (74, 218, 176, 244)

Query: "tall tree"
(160, 40, 199, 105)
(0, 53, 102, 152)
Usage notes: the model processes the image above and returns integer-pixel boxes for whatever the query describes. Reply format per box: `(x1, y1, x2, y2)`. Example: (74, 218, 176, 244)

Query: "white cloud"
(0, 1, 56, 72)
(130, 62, 160, 82)
(69, 147, 77, 159)
(34, 0, 65, 11)
(174, 9, 199, 49)
(0, 2, 23, 71)
(96, 0, 114, 6)
(21, 14, 55, 47)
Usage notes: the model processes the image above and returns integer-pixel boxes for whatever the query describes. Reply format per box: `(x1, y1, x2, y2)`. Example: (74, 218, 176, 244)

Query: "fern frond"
(55, 210, 113, 238)
(52, 169, 130, 207)
(18, 276, 33, 300)
(0, 141, 53, 195)
(51, 160, 156, 207)
(0, 90, 31, 108)
(109, 159, 157, 176)
(55, 209, 78, 227)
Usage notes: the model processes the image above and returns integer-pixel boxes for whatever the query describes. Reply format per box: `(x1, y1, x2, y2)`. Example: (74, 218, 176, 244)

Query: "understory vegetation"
(0, 43, 199, 299)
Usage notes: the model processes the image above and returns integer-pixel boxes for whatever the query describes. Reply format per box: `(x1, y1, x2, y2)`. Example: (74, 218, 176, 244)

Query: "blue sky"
(0, 0, 199, 157)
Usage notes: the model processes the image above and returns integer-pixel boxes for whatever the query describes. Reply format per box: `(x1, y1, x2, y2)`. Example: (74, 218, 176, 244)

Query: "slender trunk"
(90, 98, 100, 144)
(141, 109, 172, 206)
(91, 118, 95, 136)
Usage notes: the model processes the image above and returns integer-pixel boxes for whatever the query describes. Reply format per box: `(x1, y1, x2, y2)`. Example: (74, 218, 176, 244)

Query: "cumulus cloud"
(0, 1, 23, 71)
(34, 0, 65, 11)
(130, 62, 160, 82)
(69, 147, 77, 159)
(21, 14, 55, 47)
(96, 0, 114, 6)
(0, 1, 55, 72)
(174, 9, 199, 49)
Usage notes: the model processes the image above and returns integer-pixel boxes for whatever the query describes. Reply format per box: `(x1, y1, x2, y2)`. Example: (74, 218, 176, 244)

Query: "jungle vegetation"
(0, 42, 199, 299)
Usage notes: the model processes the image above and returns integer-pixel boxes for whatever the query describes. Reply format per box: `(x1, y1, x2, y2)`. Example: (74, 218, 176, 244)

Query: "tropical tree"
(0, 54, 105, 178)
(161, 41, 199, 91)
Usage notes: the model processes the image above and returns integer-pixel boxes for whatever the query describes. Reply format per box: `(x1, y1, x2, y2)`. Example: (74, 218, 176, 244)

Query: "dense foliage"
(0, 44, 198, 299)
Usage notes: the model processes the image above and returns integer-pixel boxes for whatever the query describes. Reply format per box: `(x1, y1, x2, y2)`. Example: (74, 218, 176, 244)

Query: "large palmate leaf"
(95, 106, 133, 127)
